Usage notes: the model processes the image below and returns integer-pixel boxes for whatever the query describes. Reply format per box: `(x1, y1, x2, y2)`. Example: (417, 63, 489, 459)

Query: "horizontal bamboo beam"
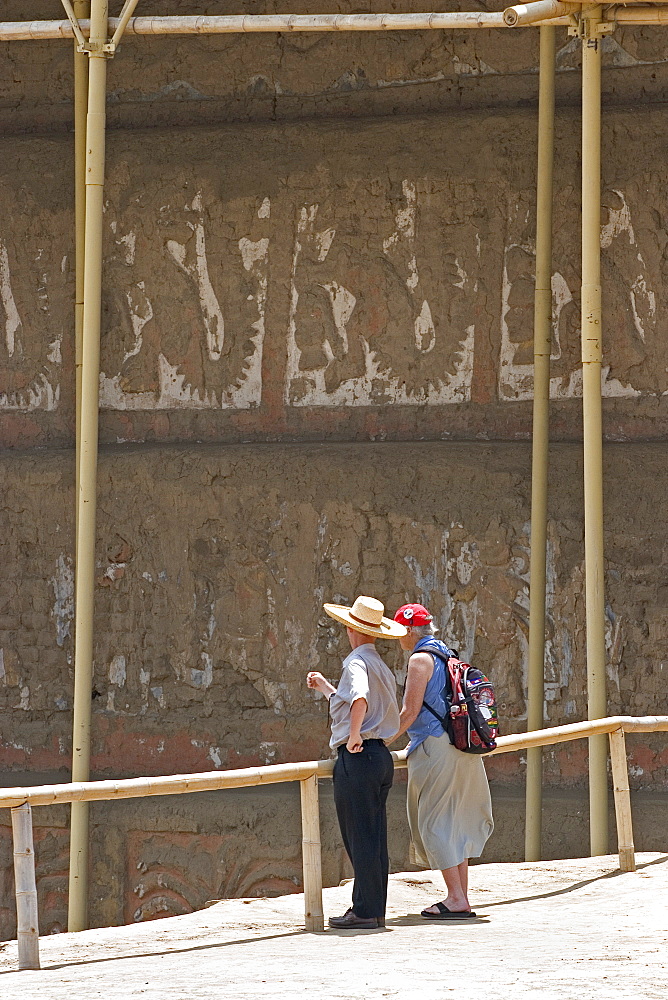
(503, 0, 578, 26)
(4, 5, 668, 41)
(489, 714, 668, 755)
(614, 4, 668, 20)
(1, 12, 574, 41)
(116, 12, 510, 32)
(0, 759, 333, 810)
(0, 716, 665, 811)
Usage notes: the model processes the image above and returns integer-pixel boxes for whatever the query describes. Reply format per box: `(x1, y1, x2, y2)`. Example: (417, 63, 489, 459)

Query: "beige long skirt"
(406, 734, 494, 871)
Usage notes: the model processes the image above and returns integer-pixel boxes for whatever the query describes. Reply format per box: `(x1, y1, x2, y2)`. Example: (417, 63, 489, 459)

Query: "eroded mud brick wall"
(1, 1, 667, 935)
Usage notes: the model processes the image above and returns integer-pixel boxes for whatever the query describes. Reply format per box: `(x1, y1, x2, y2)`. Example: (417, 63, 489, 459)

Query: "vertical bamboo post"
(581, 7, 609, 857)
(300, 774, 324, 932)
(609, 728, 636, 872)
(70, 0, 91, 936)
(69, 0, 109, 933)
(12, 803, 40, 971)
(525, 24, 556, 863)
(74, 0, 90, 542)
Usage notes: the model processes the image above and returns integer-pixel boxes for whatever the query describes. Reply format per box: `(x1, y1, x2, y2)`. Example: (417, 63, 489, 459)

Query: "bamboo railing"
(3, 714, 667, 970)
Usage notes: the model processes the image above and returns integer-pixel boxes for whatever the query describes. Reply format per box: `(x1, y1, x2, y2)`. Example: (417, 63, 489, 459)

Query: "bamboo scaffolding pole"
(0, 12, 569, 41)
(581, 7, 608, 859)
(614, 4, 668, 19)
(608, 727, 635, 872)
(525, 24, 556, 865)
(73, 1, 89, 553)
(109, 0, 142, 48)
(503, 0, 578, 26)
(60, 0, 88, 49)
(68, 0, 109, 933)
(71, 0, 90, 934)
(5, 6, 668, 40)
(300, 775, 325, 932)
(1, 717, 666, 811)
(12, 803, 40, 971)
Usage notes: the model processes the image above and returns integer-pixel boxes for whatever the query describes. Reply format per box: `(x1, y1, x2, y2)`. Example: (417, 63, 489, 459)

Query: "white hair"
(409, 622, 438, 639)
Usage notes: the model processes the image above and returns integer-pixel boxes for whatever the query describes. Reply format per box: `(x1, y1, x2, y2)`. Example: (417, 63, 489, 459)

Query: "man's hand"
(306, 671, 336, 699)
(346, 733, 363, 753)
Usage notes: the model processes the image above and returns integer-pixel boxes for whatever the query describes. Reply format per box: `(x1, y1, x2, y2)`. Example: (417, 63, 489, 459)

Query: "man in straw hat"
(307, 595, 406, 929)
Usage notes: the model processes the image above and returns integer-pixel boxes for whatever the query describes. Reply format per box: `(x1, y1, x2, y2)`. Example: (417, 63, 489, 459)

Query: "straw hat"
(323, 595, 408, 640)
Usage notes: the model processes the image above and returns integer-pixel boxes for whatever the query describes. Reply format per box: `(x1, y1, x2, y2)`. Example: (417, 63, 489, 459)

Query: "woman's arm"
(347, 697, 368, 753)
(387, 652, 434, 744)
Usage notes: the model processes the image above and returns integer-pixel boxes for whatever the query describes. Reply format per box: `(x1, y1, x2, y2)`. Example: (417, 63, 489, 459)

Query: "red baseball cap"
(393, 604, 433, 627)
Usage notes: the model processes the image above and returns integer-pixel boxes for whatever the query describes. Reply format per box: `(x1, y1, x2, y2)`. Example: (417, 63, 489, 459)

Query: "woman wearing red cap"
(390, 604, 493, 919)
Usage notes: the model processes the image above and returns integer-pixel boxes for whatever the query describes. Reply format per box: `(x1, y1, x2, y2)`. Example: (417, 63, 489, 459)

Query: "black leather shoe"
(328, 908, 379, 929)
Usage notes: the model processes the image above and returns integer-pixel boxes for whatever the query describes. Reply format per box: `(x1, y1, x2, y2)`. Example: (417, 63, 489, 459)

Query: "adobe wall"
(1, 440, 667, 775)
(1, 2, 667, 937)
(1, 10, 668, 449)
(1, 441, 667, 938)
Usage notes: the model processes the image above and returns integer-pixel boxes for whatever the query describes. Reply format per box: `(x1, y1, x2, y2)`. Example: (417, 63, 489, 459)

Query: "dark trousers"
(332, 739, 394, 919)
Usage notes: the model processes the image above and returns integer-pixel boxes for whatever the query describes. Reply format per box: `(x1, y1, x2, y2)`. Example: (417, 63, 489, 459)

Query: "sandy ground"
(1, 853, 666, 1000)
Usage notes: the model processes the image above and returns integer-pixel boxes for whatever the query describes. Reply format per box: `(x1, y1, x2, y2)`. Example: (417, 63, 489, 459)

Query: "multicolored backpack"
(419, 641, 499, 754)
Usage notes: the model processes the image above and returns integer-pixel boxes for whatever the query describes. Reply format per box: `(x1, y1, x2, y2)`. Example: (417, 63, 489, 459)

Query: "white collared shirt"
(329, 643, 400, 749)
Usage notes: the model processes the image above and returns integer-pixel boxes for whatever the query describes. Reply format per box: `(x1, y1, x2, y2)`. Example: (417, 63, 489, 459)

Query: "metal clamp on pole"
(568, 5, 614, 37)
(61, 0, 140, 52)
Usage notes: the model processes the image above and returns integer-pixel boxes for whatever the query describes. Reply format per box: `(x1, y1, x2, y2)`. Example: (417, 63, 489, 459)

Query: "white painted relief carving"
(498, 209, 586, 401)
(285, 180, 476, 406)
(2, 165, 664, 419)
(498, 187, 665, 401)
(599, 186, 664, 397)
(0, 243, 20, 360)
(99, 190, 269, 411)
(0, 237, 61, 411)
(165, 191, 231, 366)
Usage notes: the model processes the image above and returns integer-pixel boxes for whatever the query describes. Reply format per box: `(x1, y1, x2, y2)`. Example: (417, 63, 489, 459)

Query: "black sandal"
(420, 901, 477, 920)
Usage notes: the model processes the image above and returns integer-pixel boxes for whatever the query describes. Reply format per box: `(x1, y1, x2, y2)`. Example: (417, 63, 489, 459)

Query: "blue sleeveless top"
(406, 637, 455, 755)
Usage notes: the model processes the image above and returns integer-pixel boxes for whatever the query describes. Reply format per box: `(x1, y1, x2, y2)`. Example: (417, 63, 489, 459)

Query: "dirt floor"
(1, 853, 666, 999)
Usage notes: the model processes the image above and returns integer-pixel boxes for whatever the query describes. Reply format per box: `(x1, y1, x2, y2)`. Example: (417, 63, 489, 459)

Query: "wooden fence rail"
(3, 714, 667, 970)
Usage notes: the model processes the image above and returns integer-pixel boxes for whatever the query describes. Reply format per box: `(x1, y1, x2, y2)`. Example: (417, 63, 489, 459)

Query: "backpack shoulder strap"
(413, 638, 458, 728)
(413, 637, 455, 661)
(422, 700, 447, 727)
